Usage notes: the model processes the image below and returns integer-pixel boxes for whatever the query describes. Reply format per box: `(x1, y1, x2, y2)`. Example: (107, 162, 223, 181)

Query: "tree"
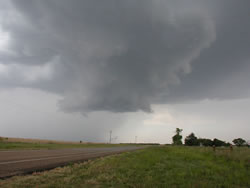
(198, 138, 213, 147)
(247, 140, 250, 147)
(172, 128, 183, 145)
(233, 138, 246, 147)
(225, 142, 231, 147)
(185, 133, 199, 146)
(213, 138, 227, 147)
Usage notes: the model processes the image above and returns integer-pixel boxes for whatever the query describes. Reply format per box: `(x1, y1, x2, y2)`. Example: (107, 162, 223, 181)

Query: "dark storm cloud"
(0, 0, 249, 114)
(167, 1, 250, 102)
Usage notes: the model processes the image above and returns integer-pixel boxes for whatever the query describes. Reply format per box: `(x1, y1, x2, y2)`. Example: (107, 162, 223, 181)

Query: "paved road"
(0, 146, 145, 178)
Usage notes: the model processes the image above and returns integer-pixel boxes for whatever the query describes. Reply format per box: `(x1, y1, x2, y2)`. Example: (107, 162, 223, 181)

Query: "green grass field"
(0, 146, 249, 187)
(0, 141, 139, 150)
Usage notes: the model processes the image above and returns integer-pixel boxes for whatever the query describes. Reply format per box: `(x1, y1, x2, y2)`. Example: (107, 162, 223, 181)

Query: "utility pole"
(109, 130, 112, 144)
(135, 136, 137, 144)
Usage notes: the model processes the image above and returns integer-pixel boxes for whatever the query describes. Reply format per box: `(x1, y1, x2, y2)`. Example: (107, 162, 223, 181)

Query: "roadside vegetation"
(0, 142, 140, 150)
(0, 137, 142, 150)
(0, 146, 249, 187)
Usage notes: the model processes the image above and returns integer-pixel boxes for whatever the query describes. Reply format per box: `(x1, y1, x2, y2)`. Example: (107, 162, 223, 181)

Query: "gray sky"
(0, 0, 249, 143)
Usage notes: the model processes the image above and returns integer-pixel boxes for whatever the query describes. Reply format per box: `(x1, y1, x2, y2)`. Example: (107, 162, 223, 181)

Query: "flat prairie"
(0, 137, 137, 150)
(0, 146, 249, 187)
(0, 136, 99, 144)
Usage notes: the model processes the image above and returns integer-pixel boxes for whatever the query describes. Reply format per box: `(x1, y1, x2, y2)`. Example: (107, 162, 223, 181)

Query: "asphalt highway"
(0, 146, 146, 178)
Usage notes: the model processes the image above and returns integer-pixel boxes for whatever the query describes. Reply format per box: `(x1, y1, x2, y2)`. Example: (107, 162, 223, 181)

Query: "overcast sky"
(0, 0, 249, 144)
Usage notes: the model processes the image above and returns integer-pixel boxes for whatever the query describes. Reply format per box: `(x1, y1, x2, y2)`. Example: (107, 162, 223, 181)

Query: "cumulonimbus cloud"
(1, 0, 217, 114)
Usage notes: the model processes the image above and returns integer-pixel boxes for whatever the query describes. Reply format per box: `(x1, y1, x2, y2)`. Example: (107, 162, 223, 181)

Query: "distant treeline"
(185, 133, 231, 147)
(172, 128, 249, 147)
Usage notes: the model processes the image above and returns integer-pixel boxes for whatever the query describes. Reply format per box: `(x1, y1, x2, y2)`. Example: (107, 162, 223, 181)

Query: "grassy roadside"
(0, 146, 249, 187)
(0, 141, 140, 150)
